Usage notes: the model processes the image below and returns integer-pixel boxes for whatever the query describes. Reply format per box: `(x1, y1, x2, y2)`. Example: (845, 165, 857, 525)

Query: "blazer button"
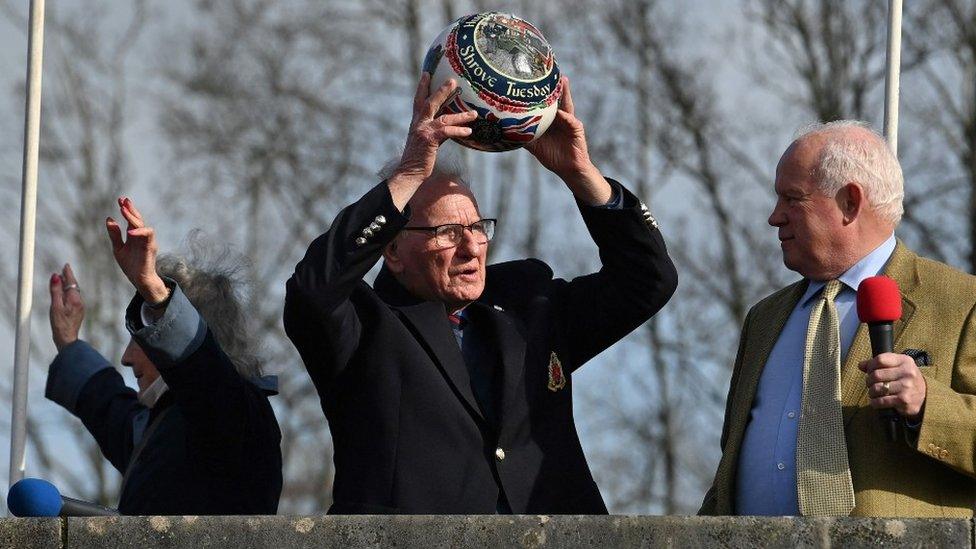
(355, 237, 367, 247)
(374, 215, 386, 225)
(495, 448, 506, 461)
(939, 449, 949, 460)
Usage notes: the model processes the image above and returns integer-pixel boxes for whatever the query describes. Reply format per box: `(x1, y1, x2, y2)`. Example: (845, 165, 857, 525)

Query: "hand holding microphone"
(856, 276, 927, 441)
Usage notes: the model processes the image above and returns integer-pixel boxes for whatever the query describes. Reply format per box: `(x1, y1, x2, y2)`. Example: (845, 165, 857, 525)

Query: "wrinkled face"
(768, 138, 848, 280)
(122, 338, 160, 395)
(387, 176, 488, 311)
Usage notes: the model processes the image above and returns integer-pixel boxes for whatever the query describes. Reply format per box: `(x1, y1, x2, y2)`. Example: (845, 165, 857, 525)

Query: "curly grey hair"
(156, 231, 263, 381)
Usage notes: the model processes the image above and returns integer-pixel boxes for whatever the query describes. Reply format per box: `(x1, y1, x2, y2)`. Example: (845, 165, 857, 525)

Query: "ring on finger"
(881, 381, 891, 396)
(63, 283, 81, 293)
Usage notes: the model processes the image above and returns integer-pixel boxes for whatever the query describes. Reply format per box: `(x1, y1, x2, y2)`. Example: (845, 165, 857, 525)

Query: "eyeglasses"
(401, 219, 497, 248)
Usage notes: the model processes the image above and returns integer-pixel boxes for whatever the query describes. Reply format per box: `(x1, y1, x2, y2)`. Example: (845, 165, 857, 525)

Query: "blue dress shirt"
(735, 235, 896, 515)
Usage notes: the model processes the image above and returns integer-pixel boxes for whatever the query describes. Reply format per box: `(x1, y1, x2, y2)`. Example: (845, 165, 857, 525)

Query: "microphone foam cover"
(857, 275, 902, 323)
(6, 478, 62, 517)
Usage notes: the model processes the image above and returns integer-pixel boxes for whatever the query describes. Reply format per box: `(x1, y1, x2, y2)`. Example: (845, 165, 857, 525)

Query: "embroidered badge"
(547, 351, 566, 392)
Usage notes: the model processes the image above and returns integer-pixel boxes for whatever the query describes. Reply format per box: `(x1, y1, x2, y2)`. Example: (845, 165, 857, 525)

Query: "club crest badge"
(547, 351, 566, 392)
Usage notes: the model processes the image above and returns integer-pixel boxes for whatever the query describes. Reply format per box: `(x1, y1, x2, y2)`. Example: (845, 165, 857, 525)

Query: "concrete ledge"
(0, 518, 61, 549)
(0, 515, 970, 548)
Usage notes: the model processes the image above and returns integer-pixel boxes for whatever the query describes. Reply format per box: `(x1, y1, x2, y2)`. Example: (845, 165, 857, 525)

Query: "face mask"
(138, 376, 169, 408)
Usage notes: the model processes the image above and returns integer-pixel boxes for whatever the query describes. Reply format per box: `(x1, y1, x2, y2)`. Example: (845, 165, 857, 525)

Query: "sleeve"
(124, 280, 266, 473)
(283, 181, 410, 392)
(550, 179, 678, 372)
(46, 341, 142, 474)
(914, 303, 976, 477)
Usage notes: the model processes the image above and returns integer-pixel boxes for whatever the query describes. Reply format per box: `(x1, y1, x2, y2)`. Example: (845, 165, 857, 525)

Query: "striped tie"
(796, 279, 855, 516)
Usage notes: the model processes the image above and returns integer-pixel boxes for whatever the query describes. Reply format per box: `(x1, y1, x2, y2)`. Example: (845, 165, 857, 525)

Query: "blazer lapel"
(374, 268, 486, 424)
(841, 241, 919, 423)
(470, 302, 527, 443)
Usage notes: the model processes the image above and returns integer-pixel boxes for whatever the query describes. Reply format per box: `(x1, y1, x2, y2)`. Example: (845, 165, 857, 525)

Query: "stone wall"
(1, 515, 971, 548)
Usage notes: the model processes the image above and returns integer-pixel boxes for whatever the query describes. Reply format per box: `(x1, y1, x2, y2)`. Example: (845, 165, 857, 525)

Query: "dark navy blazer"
(284, 179, 677, 514)
(46, 282, 282, 515)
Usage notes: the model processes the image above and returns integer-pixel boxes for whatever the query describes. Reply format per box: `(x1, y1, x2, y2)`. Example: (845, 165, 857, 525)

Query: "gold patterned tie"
(796, 279, 855, 516)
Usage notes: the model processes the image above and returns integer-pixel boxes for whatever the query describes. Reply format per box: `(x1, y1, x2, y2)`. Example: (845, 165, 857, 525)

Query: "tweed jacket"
(701, 240, 976, 517)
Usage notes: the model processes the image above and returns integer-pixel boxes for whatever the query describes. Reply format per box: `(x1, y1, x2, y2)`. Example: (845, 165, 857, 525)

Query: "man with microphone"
(700, 121, 976, 517)
(284, 73, 677, 514)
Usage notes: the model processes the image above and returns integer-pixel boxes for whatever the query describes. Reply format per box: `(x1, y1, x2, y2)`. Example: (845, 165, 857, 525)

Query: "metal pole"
(883, 0, 903, 155)
(9, 0, 46, 493)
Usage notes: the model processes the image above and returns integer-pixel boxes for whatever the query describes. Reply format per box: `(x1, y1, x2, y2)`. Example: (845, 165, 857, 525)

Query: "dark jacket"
(284, 180, 677, 514)
(46, 282, 283, 515)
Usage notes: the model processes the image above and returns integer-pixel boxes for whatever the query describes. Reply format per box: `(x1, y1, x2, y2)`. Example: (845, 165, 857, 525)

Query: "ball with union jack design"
(422, 12, 562, 152)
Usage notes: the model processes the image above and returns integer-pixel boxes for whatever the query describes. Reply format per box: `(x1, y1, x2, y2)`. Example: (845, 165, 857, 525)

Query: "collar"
(800, 234, 897, 307)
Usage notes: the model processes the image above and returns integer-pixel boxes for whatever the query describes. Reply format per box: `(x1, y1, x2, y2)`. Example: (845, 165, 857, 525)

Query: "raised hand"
(526, 76, 611, 205)
(388, 73, 478, 210)
(49, 263, 84, 352)
(105, 197, 169, 305)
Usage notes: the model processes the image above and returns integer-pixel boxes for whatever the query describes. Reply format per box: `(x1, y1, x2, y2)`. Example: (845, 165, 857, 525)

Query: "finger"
(62, 263, 79, 287)
(49, 273, 64, 310)
(440, 126, 473, 139)
(126, 227, 155, 243)
(866, 367, 903, 384)
(868, 394, 904, 409)
(857, 359, 870, 373)
(106, 217, 124, 251)
(559, 76, 574, 115)
(437, 110, 478, 127)
(423, 79, 458, 120)
(876, 352, 910, 368)
(119, 198, 144, 229)
(867, 380, 899, 398)
(123, 197, 146, 224)
(413, 72, 432, 115)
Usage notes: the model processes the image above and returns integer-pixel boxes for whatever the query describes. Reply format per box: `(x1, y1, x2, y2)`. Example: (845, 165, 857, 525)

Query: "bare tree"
(0, 0, 149, 505)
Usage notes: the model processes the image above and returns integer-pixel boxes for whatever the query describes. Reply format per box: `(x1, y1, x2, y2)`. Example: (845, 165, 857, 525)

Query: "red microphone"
(856, 275, 902, 441)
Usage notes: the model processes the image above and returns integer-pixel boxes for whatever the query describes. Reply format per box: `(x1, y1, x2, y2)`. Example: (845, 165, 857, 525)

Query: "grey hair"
(377, 147, 470, 186)
(794, 120, 904, 225)
(155, 231, 263, 381)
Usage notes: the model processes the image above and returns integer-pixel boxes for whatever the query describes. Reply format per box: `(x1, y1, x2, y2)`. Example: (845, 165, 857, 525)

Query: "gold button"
(939, 449, 949, 460)
(495, 448, 506, 461)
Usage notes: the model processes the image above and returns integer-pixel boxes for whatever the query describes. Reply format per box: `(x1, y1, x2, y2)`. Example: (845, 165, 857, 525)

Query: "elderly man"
(284, 73, 677, 514)
(700, 121, 976, 517)
(46, 198, 282, 515)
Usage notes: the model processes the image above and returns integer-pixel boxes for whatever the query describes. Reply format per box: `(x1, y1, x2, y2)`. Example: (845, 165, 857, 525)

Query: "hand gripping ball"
(422, 12, 562, 152)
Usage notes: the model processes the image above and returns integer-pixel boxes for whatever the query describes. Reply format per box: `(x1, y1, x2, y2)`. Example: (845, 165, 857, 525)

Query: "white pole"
(9, 0, 46, 493)
(883, 0, 903, 155)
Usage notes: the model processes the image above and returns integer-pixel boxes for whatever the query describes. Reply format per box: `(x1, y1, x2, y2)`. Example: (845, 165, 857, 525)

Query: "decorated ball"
(422, 12, 562, 152)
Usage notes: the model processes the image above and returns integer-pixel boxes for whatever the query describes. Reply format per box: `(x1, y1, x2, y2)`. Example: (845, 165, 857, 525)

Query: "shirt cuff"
(592, 180, 624, 210)
(45, 340, 113, 413)
(125, 279, 207, 368)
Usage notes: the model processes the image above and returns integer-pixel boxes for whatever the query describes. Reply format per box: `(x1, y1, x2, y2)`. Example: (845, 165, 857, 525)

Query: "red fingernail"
(51, 273, 59, 284)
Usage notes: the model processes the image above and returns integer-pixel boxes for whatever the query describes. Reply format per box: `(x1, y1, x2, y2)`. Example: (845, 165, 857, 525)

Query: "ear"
(383, 238, 404, 274)
(836, 183, 864, 225)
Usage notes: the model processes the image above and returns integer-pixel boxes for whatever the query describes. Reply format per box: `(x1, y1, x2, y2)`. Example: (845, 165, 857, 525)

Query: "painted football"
(422, 12, 562, 152)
